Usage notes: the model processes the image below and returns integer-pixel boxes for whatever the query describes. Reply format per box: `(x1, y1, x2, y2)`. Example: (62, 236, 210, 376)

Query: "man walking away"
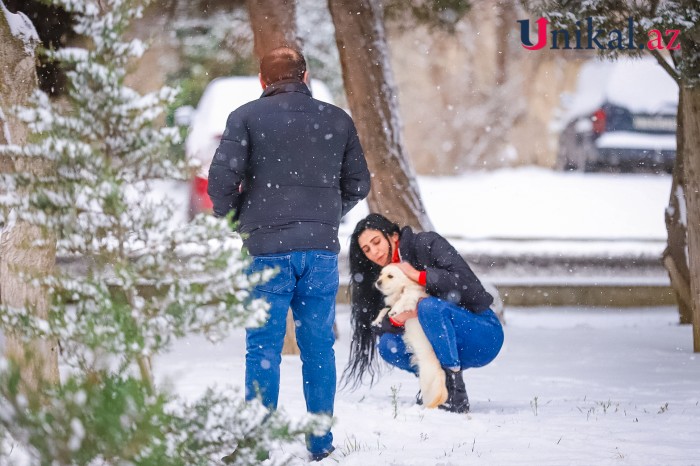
(208, 46, 370, 462)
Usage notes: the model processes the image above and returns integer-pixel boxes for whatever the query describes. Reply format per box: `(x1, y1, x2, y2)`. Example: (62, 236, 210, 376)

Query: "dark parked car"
(556, 57, 678, 173)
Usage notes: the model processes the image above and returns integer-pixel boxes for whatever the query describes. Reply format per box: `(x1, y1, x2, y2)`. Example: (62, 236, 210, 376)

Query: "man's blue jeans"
(378, 297, 503, 373)
(245, 250, 338, 456)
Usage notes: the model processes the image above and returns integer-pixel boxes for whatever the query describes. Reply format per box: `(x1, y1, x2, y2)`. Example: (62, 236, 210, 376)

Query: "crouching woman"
(342, 213, 504, 413)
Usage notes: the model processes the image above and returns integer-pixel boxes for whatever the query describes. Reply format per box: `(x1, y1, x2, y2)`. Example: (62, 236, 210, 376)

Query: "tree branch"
(648, 48, 681, 84)
(669, 48, 681, 70)
(649, 0, 660, 17)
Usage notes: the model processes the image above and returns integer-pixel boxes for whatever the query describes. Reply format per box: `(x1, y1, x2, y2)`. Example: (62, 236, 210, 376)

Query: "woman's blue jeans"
(378, 297, 504, 374)
(245, 250, 338, 456)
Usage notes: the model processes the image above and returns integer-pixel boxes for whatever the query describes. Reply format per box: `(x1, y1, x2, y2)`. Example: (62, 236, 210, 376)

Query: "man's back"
(211, 47, 367, 462)
(208, 79, 370, 255)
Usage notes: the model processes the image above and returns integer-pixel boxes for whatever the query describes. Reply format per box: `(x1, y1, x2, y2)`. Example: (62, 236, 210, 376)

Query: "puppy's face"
(375, 264, 409, 296)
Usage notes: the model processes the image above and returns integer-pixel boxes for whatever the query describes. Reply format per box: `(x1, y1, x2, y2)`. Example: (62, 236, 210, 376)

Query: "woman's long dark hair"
(340, 213, 401, 390)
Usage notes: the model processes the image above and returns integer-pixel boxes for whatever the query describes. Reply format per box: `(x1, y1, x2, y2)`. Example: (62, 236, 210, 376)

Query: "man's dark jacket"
(208, 79, 370, 255)
(399, 227, 494, 312)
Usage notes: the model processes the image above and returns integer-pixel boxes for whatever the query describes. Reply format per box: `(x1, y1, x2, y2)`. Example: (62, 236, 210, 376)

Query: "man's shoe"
(439, 369, 470, 413)
(310, 446, 335, 462)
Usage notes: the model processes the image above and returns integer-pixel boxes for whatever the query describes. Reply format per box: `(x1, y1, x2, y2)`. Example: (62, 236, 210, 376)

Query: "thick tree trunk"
(1, 223, 59, 390)
(246, 0, 302, 356)
(663, 87, 692, 324)
(246, 0, 299, 57)
(682, 85, 700, 352)
(0, 6, 34, 147)
(679, 26, 700, 352)
(0, 3, 60, 388)
(327, 0, 433, 231)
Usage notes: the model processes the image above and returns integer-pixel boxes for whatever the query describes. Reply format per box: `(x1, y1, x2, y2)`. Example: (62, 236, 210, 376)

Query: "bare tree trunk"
(327, 0, 433, 231)
(682, 85, 700, 352)
(1, 223, 59, 390)
(0, 8, 34, 147)
(678, 26, 700, 352)
(246, 0, 299, 57)
(0, 3, 60, 389)
(663, 87, 692, 324)
(246, 0, 302, 355)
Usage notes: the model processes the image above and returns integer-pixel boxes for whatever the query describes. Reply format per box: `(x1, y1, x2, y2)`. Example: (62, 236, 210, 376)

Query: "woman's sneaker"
(439, 370, 470, 413)
(311, 446, 335, 462)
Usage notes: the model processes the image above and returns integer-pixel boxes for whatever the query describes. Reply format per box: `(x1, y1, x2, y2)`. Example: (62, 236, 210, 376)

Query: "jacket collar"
(261, 79, 311, 98)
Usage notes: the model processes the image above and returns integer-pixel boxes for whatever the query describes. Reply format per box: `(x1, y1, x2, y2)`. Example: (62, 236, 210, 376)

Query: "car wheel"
(619, 163, 633, 174)
(555, 151, 581, 172)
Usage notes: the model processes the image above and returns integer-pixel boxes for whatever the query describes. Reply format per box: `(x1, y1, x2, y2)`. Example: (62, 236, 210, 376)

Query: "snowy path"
(154, 306, 700, 465)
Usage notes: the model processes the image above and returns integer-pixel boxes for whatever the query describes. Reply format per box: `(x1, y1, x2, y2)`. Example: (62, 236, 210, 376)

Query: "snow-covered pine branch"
(532, 0, 699, 84)
(0, 0, 260, 377)
(0, 0, 321, 462)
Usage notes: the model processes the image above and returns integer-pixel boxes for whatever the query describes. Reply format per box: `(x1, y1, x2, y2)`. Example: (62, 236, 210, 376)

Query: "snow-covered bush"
(0, 0, 326, 463)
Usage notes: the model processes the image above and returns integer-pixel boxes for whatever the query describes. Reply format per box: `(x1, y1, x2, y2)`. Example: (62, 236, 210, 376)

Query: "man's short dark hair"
(260, 46, 307, 85)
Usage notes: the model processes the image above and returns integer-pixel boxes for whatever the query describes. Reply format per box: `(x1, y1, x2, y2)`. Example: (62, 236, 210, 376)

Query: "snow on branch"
(0, 107, 11, 144)
(0, 0, 39, 55)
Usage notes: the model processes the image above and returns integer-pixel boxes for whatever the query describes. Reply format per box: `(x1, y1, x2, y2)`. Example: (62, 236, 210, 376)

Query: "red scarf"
(391, 240, 400, 263)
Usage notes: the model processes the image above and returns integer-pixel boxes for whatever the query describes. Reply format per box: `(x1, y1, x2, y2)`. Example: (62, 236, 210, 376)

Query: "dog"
(372, 264, 448, 408)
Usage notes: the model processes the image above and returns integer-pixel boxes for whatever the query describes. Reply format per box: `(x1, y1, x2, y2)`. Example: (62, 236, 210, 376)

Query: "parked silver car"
(556, 57, 678, 173)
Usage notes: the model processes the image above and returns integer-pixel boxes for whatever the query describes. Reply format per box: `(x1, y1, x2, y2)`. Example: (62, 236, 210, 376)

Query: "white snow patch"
(0, 107, 11, 144)
(68, 418, 85, 451)
(1, 1, 39, 55)
(675, 184, 687, 228)
(606, 57, 678, 114)
(341, 167, 672, 248)
(596, 131, 676, 151)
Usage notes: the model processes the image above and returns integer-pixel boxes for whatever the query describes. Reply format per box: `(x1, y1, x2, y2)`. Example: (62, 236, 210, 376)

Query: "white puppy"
(372, 264, 448, 408)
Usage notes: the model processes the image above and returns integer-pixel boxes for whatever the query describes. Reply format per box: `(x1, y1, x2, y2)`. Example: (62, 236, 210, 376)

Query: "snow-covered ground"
(2, 169, 685, 463)
(348, 168, 672, 242)
(155, 305, 699, 465)
(151, 168, 696, 464)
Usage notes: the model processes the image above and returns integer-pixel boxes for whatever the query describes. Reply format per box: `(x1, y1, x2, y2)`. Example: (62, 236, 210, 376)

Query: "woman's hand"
(396, 261, 421, 283)
(390, 308, 418, 324)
